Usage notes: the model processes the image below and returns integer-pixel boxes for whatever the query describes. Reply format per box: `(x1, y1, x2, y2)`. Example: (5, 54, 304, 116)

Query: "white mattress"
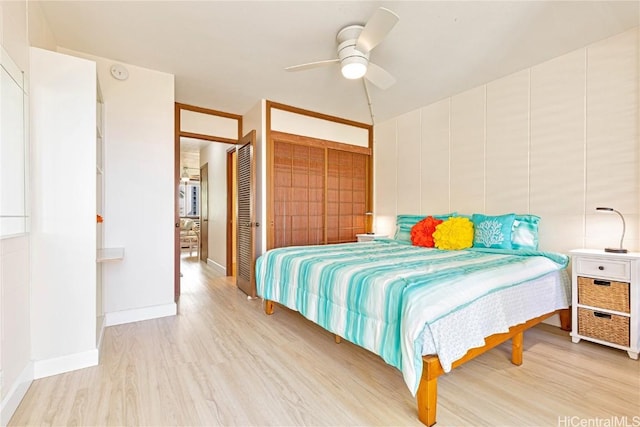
(420, 269, 571, 372)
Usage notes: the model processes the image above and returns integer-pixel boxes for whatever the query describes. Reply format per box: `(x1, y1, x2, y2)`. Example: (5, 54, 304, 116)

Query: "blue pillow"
(471, 213, 516, 249)
(394, 213, 455, 242)
(512, 214, 540, 250)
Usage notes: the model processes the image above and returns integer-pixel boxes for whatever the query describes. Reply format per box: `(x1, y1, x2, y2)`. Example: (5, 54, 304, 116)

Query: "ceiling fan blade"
(365, 62, 396, 90)
(284, 59, 339, 72)
(355, 7, 399, 54)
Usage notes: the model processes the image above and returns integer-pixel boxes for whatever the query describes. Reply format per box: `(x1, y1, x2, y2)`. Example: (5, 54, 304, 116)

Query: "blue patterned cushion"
(394, 213, 455, 242)
(512, 214, 540, 250)
(471, 213, 515, 249)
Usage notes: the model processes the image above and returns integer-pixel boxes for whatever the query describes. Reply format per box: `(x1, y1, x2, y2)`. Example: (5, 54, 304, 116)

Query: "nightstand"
(569, 249, 640, 359)
(356, 233, 387, 242)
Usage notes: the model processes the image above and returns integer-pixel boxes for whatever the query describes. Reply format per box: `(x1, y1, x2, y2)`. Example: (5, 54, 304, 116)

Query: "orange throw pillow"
(410, 216, 443, 247)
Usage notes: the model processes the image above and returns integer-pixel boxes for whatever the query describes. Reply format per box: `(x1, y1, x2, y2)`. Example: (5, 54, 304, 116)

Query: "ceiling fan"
(285, 7, 399, 90)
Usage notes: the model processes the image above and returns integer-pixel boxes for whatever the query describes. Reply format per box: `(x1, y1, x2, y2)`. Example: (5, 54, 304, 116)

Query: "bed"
(256, 238, 571, 425)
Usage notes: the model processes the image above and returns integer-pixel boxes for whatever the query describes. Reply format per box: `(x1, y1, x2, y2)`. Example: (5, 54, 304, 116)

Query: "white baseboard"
(1, 362, 33, 427)
(33, 349, 98, 380)
(206, 258, 226, 275)
(104, 302, 177, 327)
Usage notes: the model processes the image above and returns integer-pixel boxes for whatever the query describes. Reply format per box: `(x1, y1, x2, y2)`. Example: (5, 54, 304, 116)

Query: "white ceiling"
(38, 1, 639, 125)
(179, 136, 209, 160)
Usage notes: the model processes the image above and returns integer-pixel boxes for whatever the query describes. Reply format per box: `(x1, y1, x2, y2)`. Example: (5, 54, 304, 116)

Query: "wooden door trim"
(367, 126, 373, 232)
(199, 163, 209, 262)
(174, 105, 181, 302)
(175, 102, 243, 302)
(266, 105, 273, 251)
(226, 147, 235, 275)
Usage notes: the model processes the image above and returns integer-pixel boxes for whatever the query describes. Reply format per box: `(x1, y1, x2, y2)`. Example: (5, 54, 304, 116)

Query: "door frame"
(199, 162, 209, 262)
(174, 103, 243, 302)
(226, 147, 236, 276)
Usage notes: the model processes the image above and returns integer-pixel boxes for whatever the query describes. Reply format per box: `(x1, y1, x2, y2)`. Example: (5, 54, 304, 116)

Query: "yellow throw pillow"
(433, 217, 474, 250)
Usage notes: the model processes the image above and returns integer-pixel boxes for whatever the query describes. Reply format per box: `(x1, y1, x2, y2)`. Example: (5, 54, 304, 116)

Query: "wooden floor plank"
(10, 255, 640, 426)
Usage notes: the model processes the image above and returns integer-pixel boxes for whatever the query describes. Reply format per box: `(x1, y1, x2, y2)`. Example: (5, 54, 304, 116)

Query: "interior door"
(200, 163, 209, 262)
(236, 130, 256, 297)
(226, 148, 237, 276)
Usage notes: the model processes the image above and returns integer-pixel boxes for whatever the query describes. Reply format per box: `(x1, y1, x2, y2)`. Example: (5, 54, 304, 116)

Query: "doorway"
(178, 137, 207, 262)
(178, 138, 237, 264)
(174, 103, 244, 302)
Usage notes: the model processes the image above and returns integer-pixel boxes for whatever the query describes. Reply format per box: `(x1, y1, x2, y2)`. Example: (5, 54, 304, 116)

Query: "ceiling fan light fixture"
(341, 56, 368, 79)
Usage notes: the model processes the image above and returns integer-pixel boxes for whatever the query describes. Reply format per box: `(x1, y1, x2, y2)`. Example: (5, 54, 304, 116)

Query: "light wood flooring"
(11, 256, 640, 426)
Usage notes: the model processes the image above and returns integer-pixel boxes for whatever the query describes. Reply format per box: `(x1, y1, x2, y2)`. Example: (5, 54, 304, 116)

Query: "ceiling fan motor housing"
(337, 25, 369, 79)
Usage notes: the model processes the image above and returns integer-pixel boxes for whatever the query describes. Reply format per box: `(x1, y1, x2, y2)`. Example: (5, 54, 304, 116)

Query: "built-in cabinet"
(270, 132, 369, 249)
(29, 47, 127, 375)
(30, 47, 99, 373)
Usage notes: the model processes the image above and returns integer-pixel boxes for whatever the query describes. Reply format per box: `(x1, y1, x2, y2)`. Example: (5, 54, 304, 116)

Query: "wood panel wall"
(373, 28, 639, 253)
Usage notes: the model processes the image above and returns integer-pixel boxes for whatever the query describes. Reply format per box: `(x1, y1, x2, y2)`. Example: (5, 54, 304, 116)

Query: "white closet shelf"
(97, 247, 124, 262)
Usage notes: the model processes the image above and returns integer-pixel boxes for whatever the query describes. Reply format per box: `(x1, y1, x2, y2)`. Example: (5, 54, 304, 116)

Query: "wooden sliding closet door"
(326, 149, 367, 244)
(273, 141, 324, 247)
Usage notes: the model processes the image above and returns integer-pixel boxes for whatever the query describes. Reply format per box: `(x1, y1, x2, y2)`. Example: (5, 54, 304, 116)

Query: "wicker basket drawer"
(574, 258, 630, 281)
(577, 277, 630, 313)
(578, 308, 629, 347)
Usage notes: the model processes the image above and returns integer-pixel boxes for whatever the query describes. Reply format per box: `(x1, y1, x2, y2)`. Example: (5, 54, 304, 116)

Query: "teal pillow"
(512, 214, 540, 250)
(394, 213, 455, 242)
(471, 213, 515, 249)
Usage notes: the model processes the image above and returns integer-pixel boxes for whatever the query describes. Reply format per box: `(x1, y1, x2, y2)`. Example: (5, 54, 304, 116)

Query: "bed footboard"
(416, 308, 570, 426)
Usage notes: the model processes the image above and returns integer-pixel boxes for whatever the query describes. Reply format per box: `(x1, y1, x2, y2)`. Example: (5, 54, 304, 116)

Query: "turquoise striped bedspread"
(255, 239, 568, 394)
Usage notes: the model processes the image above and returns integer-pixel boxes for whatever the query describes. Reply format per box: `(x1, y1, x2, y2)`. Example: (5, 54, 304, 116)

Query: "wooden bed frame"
(264, 300, 571, 426)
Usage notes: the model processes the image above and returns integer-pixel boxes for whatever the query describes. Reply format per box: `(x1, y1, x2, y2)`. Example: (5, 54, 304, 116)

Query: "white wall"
(181, 109, 238, 140)
(374, 28, 639, 254)
(271, 109, 369, 147)
(0, 1, 32, 423)
(26, 1, 56, 51)
(200, 142, 234, 272)
(60, 49, 177, 325)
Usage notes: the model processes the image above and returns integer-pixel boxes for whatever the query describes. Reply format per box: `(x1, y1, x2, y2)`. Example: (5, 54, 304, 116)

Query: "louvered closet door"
(326, 149, 367, 244)
(236, 131, 256, 297)
(273, 141, 324, 247)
